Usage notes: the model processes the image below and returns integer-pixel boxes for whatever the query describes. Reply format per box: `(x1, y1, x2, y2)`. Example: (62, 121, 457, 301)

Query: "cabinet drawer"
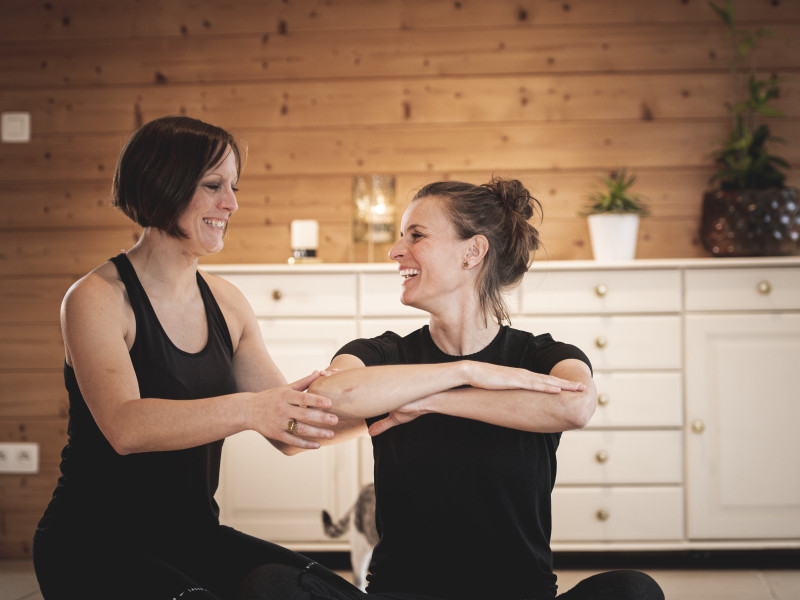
(590, 372, 683, 428)
(220, 273, 357, 317)
(552, 487, 684, 542)
(557, 431, 682, 484)
(522, 269, 681, 314)
(517, 316, 681, 370)
(685, 267, 800, 311)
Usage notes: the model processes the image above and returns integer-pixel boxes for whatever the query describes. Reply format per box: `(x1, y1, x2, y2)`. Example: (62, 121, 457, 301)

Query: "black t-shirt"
(335, 325, 592, 600)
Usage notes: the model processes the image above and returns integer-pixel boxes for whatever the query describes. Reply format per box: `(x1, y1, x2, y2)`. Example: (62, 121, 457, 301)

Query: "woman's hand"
(367, 396, 432, 437)
(463, 360, 586, 393)
(250, 371, 339, 450)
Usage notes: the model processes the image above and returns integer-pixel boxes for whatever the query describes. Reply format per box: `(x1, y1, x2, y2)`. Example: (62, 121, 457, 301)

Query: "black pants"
(35, 525, 664, 600)
(240, 563, 665, 600)
(33, 524, 314, 600)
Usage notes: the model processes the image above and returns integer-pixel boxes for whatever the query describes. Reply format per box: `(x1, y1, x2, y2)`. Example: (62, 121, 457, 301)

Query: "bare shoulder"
(62, 261, 127, 317)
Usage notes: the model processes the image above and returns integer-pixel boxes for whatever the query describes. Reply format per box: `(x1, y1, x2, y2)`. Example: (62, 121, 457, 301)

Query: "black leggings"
(33, 525, 314, 600)
(34, 525, 664, 600)
(240, 563, 665, 600)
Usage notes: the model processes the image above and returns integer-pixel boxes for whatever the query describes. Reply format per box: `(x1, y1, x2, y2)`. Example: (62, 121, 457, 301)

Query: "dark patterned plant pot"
(700, 188, 800, 257)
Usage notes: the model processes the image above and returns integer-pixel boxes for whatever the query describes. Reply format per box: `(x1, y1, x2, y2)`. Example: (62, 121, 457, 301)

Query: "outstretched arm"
(308, 353, 587, 422)
(64, 267, 338, 456)
(368, 358, 596, 436)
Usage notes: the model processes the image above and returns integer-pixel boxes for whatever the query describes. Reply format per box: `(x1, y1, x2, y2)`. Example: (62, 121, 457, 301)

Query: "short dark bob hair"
(112, 116, 243, 238)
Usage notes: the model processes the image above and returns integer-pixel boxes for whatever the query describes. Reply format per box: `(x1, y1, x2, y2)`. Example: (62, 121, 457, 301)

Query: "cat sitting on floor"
(322, 482, 379, 591)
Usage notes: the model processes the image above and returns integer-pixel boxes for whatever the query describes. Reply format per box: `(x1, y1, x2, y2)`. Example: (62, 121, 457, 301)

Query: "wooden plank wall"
(0, 0, 798, 558)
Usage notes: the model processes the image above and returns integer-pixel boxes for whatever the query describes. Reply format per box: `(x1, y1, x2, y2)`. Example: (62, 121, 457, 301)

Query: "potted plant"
(700, 0, 799, 256)
(583, 167, 650, 261)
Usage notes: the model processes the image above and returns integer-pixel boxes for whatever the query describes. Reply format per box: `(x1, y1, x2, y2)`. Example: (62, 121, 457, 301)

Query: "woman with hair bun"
(246, 178, 664, 599)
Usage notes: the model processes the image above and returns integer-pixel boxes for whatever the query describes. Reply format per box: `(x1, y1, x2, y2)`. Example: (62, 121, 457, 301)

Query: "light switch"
(2, 112, 31, 143)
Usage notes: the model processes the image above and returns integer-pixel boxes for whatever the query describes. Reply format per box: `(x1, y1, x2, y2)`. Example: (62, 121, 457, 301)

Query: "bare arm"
(308, 352, 587, 422)
(368, 358, 596, 436)
(64, 268, 336, 455)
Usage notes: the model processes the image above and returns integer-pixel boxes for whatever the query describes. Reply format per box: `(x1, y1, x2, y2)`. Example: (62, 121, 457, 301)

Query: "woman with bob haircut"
(32, 116, 346, 599)
(241, 178, 664, 600)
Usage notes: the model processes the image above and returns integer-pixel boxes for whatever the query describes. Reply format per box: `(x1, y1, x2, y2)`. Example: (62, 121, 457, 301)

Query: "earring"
(462, 259, 469, 269)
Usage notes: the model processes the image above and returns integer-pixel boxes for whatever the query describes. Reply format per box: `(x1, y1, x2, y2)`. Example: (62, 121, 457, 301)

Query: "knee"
(611, 570, 665, 600)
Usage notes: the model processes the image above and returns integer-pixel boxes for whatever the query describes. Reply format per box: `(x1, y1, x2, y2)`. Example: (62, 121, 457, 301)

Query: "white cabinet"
(685, 266, 800, 541)
(205, 258, 800, 551)
(519, 267, 685, 545)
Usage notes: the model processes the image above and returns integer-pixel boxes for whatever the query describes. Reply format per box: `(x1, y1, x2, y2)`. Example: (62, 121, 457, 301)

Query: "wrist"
(238, 391, 256, 432)
(456, 360, 474, 387)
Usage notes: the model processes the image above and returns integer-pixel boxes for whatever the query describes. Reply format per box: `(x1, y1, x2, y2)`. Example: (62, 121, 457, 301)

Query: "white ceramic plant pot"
(587, 213, 641, 261)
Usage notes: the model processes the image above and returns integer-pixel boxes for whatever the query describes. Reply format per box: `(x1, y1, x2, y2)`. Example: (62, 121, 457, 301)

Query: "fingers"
(286, 419, 335, 443)
(368, 416, 398, 437)
(290, 370, 323, 392)
(537, 375, 586, 392)
(290, 390, 332, 410)
(282, 403, 338, 447)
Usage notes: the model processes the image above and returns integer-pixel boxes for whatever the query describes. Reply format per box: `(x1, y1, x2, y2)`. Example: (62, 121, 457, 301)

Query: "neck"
(125, 230, 200, 299)
(427, 309, 501, 356)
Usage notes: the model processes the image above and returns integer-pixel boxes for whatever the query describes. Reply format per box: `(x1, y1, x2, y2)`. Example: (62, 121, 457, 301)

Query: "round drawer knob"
(594, 283, 609, 298)
(594, 336, 608, 349)
(595, 450, 609, 463)
(597, 393, 610, 407)
(271, 289, 283, 301)
(757, 281, 772, 295)
(691, 420, 706, 434)
(596, 509, 611, 522)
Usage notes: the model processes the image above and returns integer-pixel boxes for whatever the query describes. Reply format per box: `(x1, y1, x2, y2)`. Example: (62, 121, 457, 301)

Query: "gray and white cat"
(322, 482, 379, 591)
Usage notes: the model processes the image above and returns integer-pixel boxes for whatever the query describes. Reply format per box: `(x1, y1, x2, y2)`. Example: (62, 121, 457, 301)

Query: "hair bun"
(484, 177, 535, 221)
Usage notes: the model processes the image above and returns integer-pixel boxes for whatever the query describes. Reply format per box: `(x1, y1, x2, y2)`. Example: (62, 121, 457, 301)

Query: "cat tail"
(321, 507, 352, 538)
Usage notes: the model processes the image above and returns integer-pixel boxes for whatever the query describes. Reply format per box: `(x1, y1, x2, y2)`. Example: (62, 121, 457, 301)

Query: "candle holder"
(353, 175, 396, 261)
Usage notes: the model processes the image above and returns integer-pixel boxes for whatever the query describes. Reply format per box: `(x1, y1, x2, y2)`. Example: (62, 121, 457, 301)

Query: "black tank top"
(37, 253, 238, 540)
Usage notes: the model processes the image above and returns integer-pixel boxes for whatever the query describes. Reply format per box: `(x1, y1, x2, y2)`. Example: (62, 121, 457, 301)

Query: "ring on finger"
(287, 418, 299, 435)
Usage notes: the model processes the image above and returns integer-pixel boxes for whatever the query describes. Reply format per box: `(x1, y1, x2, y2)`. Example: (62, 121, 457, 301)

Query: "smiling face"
(389, 196, 474, 314)
(176, 148, 239, 256)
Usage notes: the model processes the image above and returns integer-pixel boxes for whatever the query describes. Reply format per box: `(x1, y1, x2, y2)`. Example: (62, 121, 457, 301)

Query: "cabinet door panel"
(216, 319, 359, 545)
(686, 313, 800, 539)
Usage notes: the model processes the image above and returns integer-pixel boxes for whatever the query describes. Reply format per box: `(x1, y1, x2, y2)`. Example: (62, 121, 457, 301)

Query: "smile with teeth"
(400, 269, 419, 279)
(203, 218, 226, 230)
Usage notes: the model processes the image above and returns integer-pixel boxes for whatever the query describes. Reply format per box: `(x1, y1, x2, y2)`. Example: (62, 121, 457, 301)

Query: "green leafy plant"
(708, 0, 790, 191)
(583, 168, 650, 216)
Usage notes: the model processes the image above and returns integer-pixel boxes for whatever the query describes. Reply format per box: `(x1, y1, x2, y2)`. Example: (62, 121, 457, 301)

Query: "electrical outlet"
(0, 442, 39, 474)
